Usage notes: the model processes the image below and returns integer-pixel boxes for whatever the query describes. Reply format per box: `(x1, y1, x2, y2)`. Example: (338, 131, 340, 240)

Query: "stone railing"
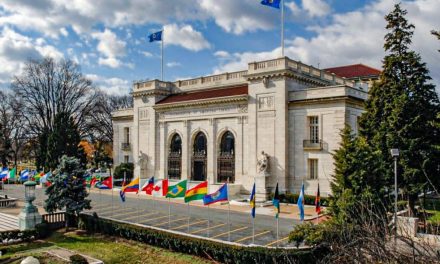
(112, 108, 133, 119)
(0, 195, 17, 207)
(289, 85, 368, 102)
(42, 211, 66, 230)
(173, 70, 248, 91)
(248, 57, 355, 87)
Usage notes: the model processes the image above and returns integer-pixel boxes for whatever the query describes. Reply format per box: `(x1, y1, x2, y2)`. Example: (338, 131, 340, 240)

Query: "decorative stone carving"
(238, 105, 248, 113)
(138, 151, 148, 171)
(258, 96, 274, 110)
(257, 151, 269, 175)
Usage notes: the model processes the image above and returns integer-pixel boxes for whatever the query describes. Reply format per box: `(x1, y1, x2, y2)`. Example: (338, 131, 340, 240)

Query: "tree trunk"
(407, 194, 418, 217)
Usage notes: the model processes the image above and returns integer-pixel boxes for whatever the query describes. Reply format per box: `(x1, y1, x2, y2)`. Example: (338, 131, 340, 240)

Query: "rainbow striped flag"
(122, 177, 139, 193)
(184, 181, 208, 203)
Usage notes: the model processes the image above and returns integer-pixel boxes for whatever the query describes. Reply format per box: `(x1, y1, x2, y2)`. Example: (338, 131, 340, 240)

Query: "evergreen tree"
(46, 112, 82, 170)
(432, 30, 439, 52)
(331, 126, 386, 220)
(44, 155, 91, 230)
(360, 4, 440, 216)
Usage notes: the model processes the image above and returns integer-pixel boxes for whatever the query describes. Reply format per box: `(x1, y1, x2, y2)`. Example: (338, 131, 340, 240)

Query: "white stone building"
(112, 57, 379, 199)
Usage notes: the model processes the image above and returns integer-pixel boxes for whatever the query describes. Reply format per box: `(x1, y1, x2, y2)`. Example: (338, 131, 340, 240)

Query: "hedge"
(78, 213, 329, 264)
(0, 222, 51, 244)
(268, 192, 330, 207)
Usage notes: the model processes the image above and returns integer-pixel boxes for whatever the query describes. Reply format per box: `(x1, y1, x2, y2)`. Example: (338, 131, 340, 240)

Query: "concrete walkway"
(0, 212, 19, 231)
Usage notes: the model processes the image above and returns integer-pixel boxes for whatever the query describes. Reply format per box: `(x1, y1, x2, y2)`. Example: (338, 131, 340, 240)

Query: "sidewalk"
(91, 189, 323, 221)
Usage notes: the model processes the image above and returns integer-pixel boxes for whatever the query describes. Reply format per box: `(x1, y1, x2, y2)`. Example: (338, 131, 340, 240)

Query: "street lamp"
(18, 180, 42, 230)
(390, 148, 399, 242)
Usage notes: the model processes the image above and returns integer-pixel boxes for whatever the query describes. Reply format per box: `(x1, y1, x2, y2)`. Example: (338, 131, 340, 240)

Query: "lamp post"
(18, 180, 42, 230)
(390, 148, 399, 243)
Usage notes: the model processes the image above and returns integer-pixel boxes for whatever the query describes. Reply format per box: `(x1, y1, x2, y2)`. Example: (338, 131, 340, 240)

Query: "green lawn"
(427, 210, 440, 224)
(1, 231, 211, 264)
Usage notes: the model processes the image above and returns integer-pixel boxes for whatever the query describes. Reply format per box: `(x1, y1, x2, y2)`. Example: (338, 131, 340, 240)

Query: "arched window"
(191, 132, 207, 181)
(217, 131, 235, 183)
(168, 134, 182, 179)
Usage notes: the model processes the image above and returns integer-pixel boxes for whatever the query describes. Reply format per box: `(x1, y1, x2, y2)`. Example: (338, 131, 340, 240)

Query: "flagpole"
(111, 173, 114, 218)
(161, 28, 164, 81)
(227, 179, 231, 242)
(168, 197, 171, 229)
(207, 204, 210, 237)
(281, 0, 284, 57)
(252, 176, 255, 244)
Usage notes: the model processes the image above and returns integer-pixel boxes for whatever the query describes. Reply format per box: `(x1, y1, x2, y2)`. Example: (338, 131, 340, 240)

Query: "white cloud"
(199, 0, 277, 35)
(140, 51, 153, 57)
(302, 0, 331, 17)
(0, 27, 63, 84)
(214, 0, 440, 91)
(214, 50, 230, 58)
(163, 24, 210, 51)
(166, 61, 181, 68)
(86, 74, 131, 95)
(91, 28, 126, 68)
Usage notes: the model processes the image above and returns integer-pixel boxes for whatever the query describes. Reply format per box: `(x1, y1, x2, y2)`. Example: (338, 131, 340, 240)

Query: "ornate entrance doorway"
(191, 132, 207, 181)
(217, 131, 235, 183)
(168, 134, 182, 179)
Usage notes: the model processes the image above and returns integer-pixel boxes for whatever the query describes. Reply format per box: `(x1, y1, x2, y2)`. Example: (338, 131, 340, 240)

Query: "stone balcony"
(303, 139, 323, 150)
(121, 142, 131, 151)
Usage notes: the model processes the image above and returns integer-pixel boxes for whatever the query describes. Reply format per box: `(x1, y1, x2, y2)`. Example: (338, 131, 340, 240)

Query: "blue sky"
(0, 0, 438, 94)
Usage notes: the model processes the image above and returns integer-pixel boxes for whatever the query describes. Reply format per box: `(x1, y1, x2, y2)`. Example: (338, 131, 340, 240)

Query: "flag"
(315, 183, 321, 215)
(297, 183, 305, 221)
(152, 179, 168, 197)
(184, 181, 208, 203)
(149, 30, 162, 42)
(166, 179, 187, 198)
(203, 183, 228, 205)
(34, 172, 43, 181)
(9, 168, 16, 179)
(141, 177, 155, 195)
(250, 182, 256, 218)
(122, 177, 140, 193)
(19, 169, 29, 181)
(0, 168, 8, 180)
(89, 177, 98, 189)
(273, 183, 280, 218)
(96, 177, 112, 189)
(119, 190, 126, 202)
(261, 0, 281, 9)
(40, 172, 51, 186)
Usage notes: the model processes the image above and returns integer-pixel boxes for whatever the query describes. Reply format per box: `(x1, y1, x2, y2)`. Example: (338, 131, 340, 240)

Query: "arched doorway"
(191, 132, 207, 181)
(168, 133, 182, 179)
(217, 131, 235, 183)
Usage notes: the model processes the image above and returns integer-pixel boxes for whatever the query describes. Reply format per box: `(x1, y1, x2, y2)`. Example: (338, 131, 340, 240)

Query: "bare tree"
(0, 91, 28, 167)
(88, 90, 133, 143)
(11, 57, 99, 168)
(11, 57, 98, 137)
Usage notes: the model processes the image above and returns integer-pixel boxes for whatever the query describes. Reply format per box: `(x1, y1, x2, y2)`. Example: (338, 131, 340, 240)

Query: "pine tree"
(331, 126, 386, 220)
(432, 30, 439, 52)
(360, 4, 440, 216)
(46, 112, 83, 170)
(44, 155, 91, 230)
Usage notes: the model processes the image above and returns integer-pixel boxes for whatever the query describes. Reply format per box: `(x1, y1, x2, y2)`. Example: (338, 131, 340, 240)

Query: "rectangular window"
(308, 159, 318, 180)
(124, 155, 129, 163)
(309, 116, 319, 143)
(124, 127, 130, 144)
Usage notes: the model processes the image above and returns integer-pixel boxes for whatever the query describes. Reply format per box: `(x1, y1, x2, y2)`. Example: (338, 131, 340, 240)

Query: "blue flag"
(0, 168, 8, 179)
(273, 183, 280, 219)
(119, 190, 126, 202)
(297, 183, 305, 221)
(203, 183, 228, 205)
(250, 183, 256, 218)
(149, 31, 162, 42)
(261, 0, 281, 9)
(20, 169, 29, 181)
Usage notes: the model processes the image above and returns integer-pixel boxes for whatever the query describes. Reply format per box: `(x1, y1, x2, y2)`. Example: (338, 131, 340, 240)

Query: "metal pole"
(394, 157, 398, 244)
(207, 205, 210, 237)
(111, 169, 114, 218)
(276, 217, 279, 247)
(168, 197, 171, 229)
(161, 28, 164, 81)
(252, 215, 255, 244)
(281, 0, 284, 57)
(137, 191, 141, 222)
(187, 202, 190, 233)
(227, 181, 231, 242)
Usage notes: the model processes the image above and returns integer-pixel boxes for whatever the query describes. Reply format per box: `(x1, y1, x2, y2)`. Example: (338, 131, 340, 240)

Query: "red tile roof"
(324, 64, 381, 79)
(156, 85, 248, 105)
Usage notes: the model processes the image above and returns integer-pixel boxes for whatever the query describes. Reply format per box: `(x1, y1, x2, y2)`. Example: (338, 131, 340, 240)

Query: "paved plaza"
(1, 184, 322, 247)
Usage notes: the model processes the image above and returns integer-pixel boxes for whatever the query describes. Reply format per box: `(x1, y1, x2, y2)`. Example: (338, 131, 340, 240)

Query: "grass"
(1, 231, 211, 264)
(427, 210, 440, 224)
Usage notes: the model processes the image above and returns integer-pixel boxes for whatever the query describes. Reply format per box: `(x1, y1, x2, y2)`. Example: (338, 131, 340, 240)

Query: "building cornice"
(154, 94, 248, 111)
(288, 95, 365, 108)
(245, 69, 330, 87)
(132, 89, 171, 98)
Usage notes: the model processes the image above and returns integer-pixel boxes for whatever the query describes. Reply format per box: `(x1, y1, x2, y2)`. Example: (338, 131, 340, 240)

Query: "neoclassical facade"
(112, 57, 379, 199)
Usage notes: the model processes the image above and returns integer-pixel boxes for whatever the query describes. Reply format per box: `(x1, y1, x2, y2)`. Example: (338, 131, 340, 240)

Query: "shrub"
(113, 163, 134, 182)
(268, 192, 330, 207)
(0, 230, 37, 243)
(35, 222, 51, 239)
(70, 254, 88, 264)
(78, 213, 328, 263)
